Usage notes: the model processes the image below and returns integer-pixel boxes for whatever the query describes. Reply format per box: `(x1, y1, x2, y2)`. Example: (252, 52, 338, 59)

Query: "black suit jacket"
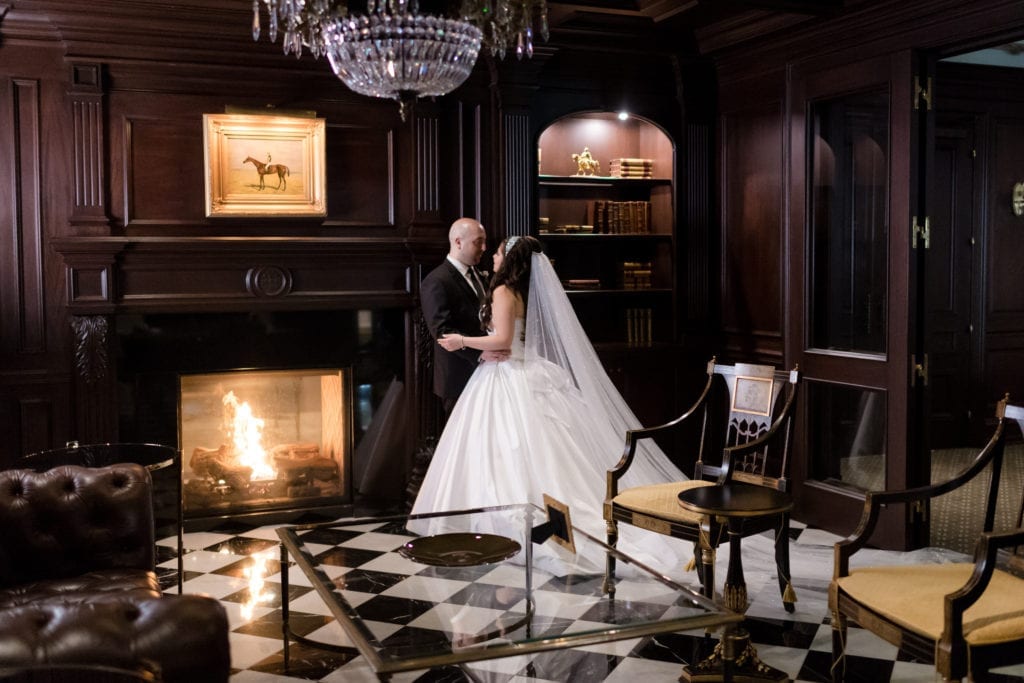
(421, 260, 486, 399)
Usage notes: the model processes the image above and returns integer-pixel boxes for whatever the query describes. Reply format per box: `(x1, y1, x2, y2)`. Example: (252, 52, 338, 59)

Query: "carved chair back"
(695, 360, 798, 493)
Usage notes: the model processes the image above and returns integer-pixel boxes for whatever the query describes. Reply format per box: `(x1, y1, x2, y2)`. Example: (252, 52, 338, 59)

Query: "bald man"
(421, 218, 505, 418)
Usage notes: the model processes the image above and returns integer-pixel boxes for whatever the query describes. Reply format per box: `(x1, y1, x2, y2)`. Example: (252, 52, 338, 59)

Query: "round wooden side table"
(677, 482, 792, 683)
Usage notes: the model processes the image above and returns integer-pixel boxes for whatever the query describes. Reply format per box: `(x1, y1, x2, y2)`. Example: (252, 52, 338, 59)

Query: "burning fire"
(222, 391, 276, 481)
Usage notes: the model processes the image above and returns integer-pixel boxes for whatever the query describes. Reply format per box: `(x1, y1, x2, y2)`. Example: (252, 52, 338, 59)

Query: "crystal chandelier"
(252, 0, 549, 119)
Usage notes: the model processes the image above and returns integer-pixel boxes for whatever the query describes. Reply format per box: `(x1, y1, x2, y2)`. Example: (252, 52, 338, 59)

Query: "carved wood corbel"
(71, 315, 109, 386)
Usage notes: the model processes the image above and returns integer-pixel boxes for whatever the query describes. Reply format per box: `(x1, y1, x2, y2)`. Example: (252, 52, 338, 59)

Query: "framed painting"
(203, 113, 327, 217)
(731, 375, 775, 417)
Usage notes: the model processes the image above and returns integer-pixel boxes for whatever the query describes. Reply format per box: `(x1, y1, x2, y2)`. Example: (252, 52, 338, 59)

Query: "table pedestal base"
(680, 628, 790, 683)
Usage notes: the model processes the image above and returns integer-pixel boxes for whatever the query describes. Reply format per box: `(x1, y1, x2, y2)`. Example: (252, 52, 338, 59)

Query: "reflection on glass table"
(277, 503, 740, 679)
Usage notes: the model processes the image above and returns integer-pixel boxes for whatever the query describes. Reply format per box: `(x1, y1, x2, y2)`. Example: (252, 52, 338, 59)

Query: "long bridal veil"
(525, 252, 686, 486)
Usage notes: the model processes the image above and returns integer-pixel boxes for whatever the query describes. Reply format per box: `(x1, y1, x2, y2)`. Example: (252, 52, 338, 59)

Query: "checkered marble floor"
(156, 516, 1024, 683)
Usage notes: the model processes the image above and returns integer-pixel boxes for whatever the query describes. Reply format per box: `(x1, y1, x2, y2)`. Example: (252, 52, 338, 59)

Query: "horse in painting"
(243, 156, 290, 190)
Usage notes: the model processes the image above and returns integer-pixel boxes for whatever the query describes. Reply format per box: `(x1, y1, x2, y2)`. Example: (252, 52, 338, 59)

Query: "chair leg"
(699, 545, 716, 601)
(603, 518, 618, 596)
(830, 610, 847, 683)
(692, 540, 704, 583)
(775, 513, 796, 613)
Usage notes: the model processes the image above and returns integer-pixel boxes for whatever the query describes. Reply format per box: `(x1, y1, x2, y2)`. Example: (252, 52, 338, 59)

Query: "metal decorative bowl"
(399, 533, 522, 567)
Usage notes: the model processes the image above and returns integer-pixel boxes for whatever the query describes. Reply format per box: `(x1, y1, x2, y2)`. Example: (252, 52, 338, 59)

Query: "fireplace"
(114, 309, 408, 526)
(178, 368, 352, 519)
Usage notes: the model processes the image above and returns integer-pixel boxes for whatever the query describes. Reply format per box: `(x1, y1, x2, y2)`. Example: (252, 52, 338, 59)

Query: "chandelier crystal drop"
(251, 0, 548, 119)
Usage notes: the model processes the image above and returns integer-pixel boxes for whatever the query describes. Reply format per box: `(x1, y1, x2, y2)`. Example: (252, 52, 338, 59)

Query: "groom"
(421, 217, 506, 419)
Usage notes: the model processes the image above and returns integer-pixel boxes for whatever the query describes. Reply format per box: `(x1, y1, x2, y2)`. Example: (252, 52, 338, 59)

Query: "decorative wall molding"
(1, 77, 45, 354)
(245, 266, 292, 298)
(414, 114, 440, 216)
(68, 61, 111, 229)
(503, 112, 531, 237)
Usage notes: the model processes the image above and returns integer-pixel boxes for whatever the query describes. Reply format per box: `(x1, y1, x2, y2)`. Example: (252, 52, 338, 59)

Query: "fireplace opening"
(115, 309, 406, 526)
(178, 367, 351, 519)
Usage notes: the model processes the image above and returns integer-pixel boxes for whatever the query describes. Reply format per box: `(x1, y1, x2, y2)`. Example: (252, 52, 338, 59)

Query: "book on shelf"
(625, 308, 653, 347)
(610, 158, 653, 167)
(609, 158, 654, 179)
(562, 278, 601, 290)
(587, 200, 651, 233)
(620, 261, 653, 289)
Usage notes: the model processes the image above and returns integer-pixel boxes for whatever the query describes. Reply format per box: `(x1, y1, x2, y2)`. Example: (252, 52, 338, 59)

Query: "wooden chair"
(830, 396, 1024, 682)
(604, 357, 801, 611)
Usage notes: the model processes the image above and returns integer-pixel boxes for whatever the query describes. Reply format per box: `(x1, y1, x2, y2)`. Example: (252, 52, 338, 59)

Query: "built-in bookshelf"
(536, 112, 675, 348)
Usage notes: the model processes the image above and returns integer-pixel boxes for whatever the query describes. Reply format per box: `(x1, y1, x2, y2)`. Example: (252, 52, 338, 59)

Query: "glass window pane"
(809, 89, 889, 354)
(809, 381, 886, 491)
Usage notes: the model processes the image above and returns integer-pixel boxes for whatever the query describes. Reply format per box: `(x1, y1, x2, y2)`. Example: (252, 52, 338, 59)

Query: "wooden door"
(789, 51, 926, 549)
(925, 117, 978, 447)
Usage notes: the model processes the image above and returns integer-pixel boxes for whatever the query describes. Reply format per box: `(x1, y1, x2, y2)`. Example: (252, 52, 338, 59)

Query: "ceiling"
(540, 0, 847, 53)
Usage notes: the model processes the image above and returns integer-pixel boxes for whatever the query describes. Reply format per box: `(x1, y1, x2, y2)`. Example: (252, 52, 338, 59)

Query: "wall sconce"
(1014, 181, 1024, 217)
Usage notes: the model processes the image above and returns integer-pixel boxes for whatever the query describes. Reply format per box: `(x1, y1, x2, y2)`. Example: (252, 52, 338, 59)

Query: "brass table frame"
(277, 503, 741, 680)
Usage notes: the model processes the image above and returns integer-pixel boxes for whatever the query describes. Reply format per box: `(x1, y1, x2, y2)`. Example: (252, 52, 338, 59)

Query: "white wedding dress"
(409, 253, 691, 577)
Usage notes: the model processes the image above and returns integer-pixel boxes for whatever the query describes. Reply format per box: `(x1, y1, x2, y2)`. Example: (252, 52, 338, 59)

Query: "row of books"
(610, 157, 654, 179)
(588, 200, 650, 233)
(620, 261, 653, 289)
(626, 308, 654, 347)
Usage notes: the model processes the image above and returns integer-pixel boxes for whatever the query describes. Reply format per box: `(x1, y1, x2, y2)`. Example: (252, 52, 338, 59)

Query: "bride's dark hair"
(480, 235, 543, 329)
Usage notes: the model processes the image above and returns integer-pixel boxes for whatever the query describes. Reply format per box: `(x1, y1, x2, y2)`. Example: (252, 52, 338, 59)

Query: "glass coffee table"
(277, 503, 740, 680)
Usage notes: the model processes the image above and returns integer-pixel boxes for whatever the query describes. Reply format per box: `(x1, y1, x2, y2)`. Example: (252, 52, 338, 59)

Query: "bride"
(409, 235, 689, 575)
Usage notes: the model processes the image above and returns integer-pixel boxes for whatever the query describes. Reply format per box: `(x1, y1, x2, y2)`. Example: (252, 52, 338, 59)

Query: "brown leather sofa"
(0, 463, 230, 683)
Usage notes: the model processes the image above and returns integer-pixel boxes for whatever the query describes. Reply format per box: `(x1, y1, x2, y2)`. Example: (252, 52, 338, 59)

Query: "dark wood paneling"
(985, 116, 1024, 406)
(719, 97, 785, 360)
(684, 122, 711, 328)
(0, 379, 70, 468)
(987, 118, 1024, 319)
(326, 123, 395, 227)
(11, 77, 45, 353)
(125, 117, 205, 223)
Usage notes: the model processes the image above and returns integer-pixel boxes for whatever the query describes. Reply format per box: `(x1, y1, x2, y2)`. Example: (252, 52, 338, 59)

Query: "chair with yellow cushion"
(830, 396, 1024, 683)
(604, 357, 801, 612)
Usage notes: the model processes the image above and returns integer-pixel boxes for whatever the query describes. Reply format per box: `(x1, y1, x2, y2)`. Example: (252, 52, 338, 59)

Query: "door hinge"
(911, 353, 929, 387)
(914, 75, 933, 111)
(912, 216, 930, 249)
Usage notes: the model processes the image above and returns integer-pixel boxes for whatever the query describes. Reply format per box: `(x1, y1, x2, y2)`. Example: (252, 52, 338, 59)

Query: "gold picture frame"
(542, 494, 577, 554)
(731, 375, 774, 417)
(203, 113, 327, 217)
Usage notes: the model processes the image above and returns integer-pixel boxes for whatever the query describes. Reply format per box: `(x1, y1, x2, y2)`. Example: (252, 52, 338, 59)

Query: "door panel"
(789, 52, 920, 549)
(926, 122, 975, 447)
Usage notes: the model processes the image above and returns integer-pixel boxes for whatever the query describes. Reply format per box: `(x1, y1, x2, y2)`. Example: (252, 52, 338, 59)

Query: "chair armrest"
(834, 408, 1010, 578)
(937, 526, 1024, 674)
(606, 363, 716, 500)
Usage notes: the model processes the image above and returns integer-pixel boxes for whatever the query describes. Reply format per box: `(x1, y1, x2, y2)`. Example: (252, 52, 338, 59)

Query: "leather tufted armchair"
(0, 464, 230, 683)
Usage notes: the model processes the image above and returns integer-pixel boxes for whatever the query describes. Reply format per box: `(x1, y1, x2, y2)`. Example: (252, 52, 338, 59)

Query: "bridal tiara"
(505, 235, 521, 250)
